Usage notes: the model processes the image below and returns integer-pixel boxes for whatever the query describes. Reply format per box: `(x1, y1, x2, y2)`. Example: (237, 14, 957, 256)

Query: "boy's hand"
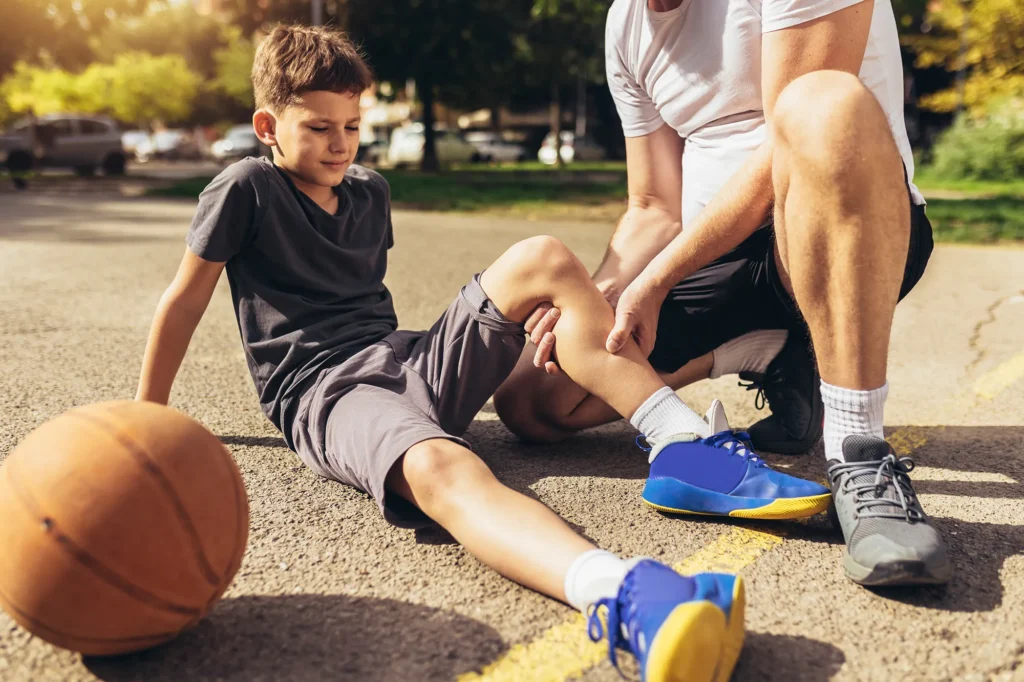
(524, 303, 561, 376)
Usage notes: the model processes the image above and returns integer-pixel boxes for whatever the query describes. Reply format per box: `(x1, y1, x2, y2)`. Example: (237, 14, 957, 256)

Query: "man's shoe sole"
(644, 576, 746, 682)
(642, 478, 831, 520)
(844, 555, 953, 587)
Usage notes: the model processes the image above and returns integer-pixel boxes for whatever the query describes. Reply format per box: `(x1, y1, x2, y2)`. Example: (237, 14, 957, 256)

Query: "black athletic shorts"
(648, 177, 934, 374)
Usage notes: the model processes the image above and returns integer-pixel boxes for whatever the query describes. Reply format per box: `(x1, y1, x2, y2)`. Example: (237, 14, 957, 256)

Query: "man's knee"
(773, 70, 887, 168)
(493, 380, 570, 444)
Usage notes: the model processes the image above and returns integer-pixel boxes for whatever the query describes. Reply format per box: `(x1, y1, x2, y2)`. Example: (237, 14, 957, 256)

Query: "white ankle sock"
(821, 381, 888, 462)
(709, 330, 789, 379)
(629, 386, 711, 443)
(564, 549, 629, 613)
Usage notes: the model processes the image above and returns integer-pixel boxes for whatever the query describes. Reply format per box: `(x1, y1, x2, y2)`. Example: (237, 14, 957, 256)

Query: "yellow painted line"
(887, 427, 929, 456)
(457, 527, 783, 682)
(974, 351, 1024, 400)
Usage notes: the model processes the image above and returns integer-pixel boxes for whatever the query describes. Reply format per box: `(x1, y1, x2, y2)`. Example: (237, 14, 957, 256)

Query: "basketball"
(0, 400, 249, 656)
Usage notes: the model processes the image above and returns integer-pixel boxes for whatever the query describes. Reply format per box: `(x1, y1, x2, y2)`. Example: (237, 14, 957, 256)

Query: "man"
(496, 0, 951, 587)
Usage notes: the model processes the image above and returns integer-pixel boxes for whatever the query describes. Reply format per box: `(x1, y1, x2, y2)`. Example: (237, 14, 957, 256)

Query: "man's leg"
(771, 70, 950, 585)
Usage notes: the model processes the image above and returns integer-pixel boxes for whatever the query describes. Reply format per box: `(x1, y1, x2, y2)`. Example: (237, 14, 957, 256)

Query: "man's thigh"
(649, 224, 797, 374)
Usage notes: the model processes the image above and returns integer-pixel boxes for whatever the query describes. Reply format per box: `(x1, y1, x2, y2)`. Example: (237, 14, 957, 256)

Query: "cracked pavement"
(1, 192, 1022, 682)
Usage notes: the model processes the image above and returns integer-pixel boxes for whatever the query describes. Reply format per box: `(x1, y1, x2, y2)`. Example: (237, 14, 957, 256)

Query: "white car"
(387, 123, 483, 167)
(464, 131, 529, 162)
(538, 131, 607, 165)
(211, 124, 262, 162)
(0, 114, 126, 176)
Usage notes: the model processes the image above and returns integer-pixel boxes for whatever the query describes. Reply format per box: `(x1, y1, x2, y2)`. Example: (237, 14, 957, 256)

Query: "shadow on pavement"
(734, 632, 846, 681)
(83, 594, 505, 682)
(219, 435, 289, 449)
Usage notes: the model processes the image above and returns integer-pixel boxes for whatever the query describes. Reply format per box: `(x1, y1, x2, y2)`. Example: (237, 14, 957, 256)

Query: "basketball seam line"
(71, 409, 223, 587)
(0, 581, 182, 645)
(2, 463, 204, 617)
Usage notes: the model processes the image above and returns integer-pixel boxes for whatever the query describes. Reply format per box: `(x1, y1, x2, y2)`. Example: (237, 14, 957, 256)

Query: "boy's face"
(254, 90, 361, 189)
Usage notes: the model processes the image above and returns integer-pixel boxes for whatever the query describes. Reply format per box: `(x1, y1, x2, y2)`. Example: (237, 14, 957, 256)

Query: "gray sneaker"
(827, 436, 952, 586)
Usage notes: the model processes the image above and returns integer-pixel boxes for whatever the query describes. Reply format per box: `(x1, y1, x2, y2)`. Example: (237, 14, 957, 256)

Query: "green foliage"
(908, 0, 1024, 115)
(1, 52, 201, 125)
(213, 26, 256, 110)
(929, 109, 1024, 181)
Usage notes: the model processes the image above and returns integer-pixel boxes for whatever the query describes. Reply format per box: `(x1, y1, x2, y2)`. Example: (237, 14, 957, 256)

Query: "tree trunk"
(418, 74, 439, 172)
(490, 105, 502, 132)
(550, 81, 563, 168)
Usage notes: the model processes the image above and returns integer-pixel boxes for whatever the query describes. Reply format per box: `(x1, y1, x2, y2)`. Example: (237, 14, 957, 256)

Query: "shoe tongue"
(841, 435, 892, 463)
(704, 399, 730, 434)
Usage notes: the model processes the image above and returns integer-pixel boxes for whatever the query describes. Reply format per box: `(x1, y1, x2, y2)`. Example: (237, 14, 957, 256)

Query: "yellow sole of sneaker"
(644, 600, 727, 682)
(644, 493, 831, 520)
(716, 576, 747, 682)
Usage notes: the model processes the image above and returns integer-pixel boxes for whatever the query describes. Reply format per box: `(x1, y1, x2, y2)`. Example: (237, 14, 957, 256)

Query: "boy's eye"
(309, 126, 328, 133)
(345, 126, 359, 132)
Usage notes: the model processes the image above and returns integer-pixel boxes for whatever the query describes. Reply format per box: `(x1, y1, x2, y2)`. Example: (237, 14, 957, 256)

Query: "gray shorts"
(291, 274, 526, 528)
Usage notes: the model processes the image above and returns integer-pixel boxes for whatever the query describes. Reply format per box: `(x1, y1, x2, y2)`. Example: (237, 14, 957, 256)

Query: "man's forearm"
(592, 204, 681, 304)
(645, 142, 775, 295)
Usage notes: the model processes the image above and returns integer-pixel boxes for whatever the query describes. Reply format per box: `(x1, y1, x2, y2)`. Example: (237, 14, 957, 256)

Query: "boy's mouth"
(322, 160, 348, 169)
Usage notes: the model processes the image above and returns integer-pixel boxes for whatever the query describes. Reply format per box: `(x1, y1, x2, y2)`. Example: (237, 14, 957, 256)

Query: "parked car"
(0, 114, 126, 176)
(134, 130, 203, 163)
(211, 124, 262, 162)
(121, 129, 150, 155)
(464, 131, 529, 162)
(538, 131, 607, 165)
(387, 123, 483, 167)
(356, 134, 389, 166)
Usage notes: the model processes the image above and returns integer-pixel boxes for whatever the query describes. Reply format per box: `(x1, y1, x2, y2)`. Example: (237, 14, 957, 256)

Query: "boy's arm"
(136, 248, 226, 404)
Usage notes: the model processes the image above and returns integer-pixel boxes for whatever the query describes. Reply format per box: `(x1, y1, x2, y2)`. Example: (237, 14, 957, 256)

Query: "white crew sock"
(628, 386, 711, 444)
(564, 549, 629, 613)
(709, 329, 789, 379)
(821, 381, 888, 462)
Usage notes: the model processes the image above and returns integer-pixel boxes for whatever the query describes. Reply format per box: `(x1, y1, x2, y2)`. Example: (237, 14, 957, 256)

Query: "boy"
(136, 25, 829, 681)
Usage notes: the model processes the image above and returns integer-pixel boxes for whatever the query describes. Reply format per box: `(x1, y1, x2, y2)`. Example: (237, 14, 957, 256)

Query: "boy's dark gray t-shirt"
(186, 156, 397, 442)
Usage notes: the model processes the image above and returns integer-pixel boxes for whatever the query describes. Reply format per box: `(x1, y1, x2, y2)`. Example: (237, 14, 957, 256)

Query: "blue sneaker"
(587, 559, 745, 682)
(641, 401, 830, 520)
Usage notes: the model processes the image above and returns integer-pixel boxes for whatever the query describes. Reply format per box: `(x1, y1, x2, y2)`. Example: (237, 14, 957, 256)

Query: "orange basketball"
(0, 400, 249, 656)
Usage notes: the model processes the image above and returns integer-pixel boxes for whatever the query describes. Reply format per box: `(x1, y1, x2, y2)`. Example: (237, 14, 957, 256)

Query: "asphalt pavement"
(1, 191, 1022, 681)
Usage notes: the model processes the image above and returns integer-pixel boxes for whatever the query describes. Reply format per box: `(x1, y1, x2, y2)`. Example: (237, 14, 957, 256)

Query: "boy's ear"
(252, 110, 277, 147)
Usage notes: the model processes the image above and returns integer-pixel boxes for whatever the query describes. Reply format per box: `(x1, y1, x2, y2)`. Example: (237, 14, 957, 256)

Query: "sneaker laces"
(704, 430, 768, 468)
(586, 576, 645, 678)
(828, 454, 923, 522)
(739, 379, 768, 410)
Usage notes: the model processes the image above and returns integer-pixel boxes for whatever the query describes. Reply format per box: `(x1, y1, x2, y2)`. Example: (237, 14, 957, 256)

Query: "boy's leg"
(480, 236, 709, 439)
(385, 438, 594, 601)
(495, 350, 715, 443)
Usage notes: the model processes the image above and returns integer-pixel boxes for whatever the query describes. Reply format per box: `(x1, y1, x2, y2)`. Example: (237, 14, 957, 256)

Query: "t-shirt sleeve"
(185, 160, 266, 262)
(374, 172, 395, 249)
(761, 0, 867, 33)
(605, 18, 663, 137)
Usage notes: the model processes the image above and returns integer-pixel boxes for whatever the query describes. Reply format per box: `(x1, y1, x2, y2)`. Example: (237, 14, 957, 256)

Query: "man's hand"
(605, 276, 665, 357)
(524, 303, 562, 375)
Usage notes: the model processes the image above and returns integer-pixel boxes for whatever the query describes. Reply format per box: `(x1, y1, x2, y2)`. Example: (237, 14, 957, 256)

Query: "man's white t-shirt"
(605, 0, 923, 227)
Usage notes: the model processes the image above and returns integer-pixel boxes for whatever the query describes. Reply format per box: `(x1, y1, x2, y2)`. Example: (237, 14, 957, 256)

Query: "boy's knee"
(401, 440, 487, 506)
(507, 235, 585, 284)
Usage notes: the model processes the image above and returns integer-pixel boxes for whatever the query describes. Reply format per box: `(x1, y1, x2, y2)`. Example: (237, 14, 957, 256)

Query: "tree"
(214, 26, 257, 110)
(342, 0, 522, 171)
(1, 52, 201, 126)
(908, 0, 1024, 116)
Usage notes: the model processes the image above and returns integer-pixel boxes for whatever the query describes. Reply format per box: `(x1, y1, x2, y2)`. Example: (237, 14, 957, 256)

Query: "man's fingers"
(606, 313, 632, 353)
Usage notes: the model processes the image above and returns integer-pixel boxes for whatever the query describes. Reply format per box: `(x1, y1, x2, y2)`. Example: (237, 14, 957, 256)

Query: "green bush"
(929, 112, 1024, 182)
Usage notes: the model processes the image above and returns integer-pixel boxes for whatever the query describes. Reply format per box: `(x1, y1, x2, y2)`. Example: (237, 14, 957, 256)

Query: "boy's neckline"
(265, 158, 344, 216)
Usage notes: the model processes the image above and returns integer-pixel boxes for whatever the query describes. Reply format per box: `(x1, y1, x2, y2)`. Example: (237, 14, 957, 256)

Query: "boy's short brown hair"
(252, 25, 373, 111)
